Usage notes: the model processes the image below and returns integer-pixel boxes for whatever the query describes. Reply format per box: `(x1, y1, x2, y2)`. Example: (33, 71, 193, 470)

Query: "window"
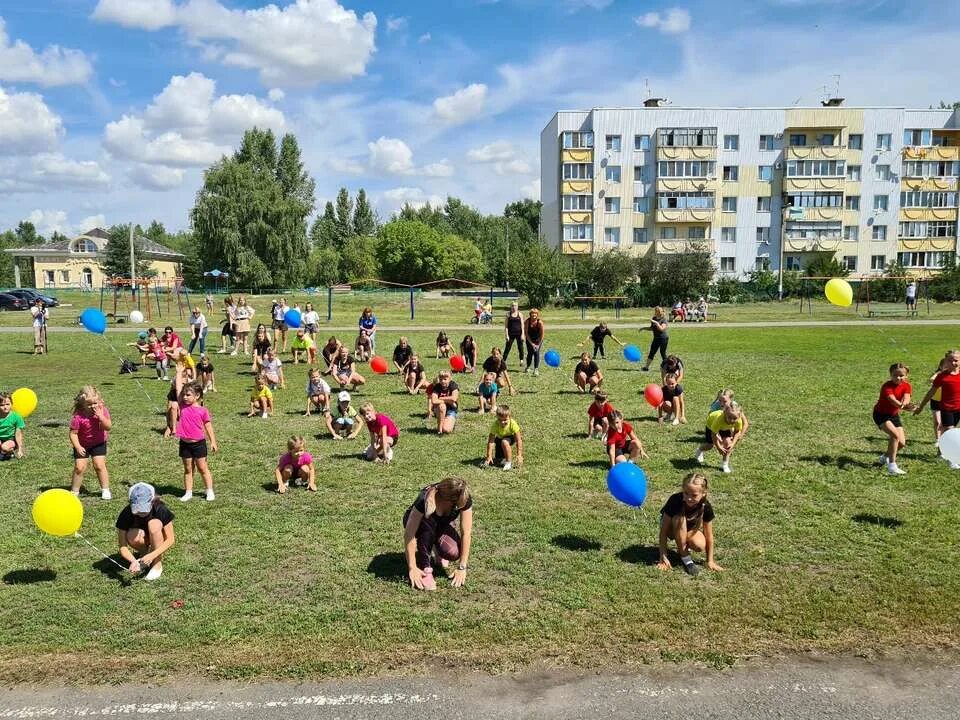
(755, 256, 771, 271)
(563, 224, 593, 240)
(74, 239, 97, 253)
(605, 165, 621, 183)
(784, 221, 842, 241)
(44, 270, 54, 284)
(785, 160, 846, 177)
(605, 197, 620, 213)
(720, 257, 736, 273)
(687, 226, 706, 239)
(904, 129, 932, 147)
(873, 194, 888, 211)
(561, 131, 594, 149)
(721, 227, 737, 243)
(633, 196, 649, 213)
(757, 196, 771, 212)
(843, 225, 859, 241)
(876, 133, 892, 151)
(848, 133, 863, 150)
(759, 135, 776, 150)
(872, 225, 887, 241)
(562, 195, 593, 210)
(60, 270, 70, 282)
(845, 195, 860, 210)
(902, 160, 960, 178)
(606, 135, 621, 151)
(819, 133, 835, 146)
(604, 227, 620, 244)
(871, 255, 886, 270)
(657, 161, 716, 178)
(633, 228, 648, 244)
(562, 163, 593, 180)
(660, 227, 677, 240)
(722, 196, 737, 212)
(900, 191, 958, 208)
(758, 165, 773, 181)
(842, 255, 857, 271)
(722, 165, 739, 181)
(723, 134, 739, 150)
(899, 221, 957, 237)
(787, 192, 843, 208)
(785, 255, 802, 271)
(846, 164, 861, 181)
(657, 127, 718, 147)
(789, 134, 807, 147)
(634, 134, 650, 151)
(875, 164, 891, 181)
(657, 192, 715, 209)
(898, 251, 949, 268)
(634, 165, 648, 182)
(756, 226, 770, 243)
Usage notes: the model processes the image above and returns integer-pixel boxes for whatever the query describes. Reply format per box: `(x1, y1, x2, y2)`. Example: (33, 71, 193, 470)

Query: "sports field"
(0, 312, 958, 682)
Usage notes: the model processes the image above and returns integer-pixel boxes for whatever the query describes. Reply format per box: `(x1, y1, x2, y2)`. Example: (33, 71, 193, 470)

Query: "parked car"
(0, 293, 28, 310)
(5, 289, 59, 307)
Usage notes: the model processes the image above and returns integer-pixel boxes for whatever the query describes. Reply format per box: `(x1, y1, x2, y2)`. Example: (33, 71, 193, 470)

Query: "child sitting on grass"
(587, 390, 614, 439)
(361, 401, 399, 463)
(327, 391, 363, 440)
(696, 401, 749, 474)
(0, 391, 26, 460)
(606, 411, 648, 466)
(656, 473, 722, 576)
(304, 368, 331, 417)
(275, 435, 317, 494)
(116, 482, 174, 582)
(436, 330, 453, 359)
(291, 329, 316, 365)
(477, 372, 499, 415)
(248, 376, 274, 418)
(69, 385, 112, 499)
(658, 373, 686, 425)
(483, 405, 523, 470)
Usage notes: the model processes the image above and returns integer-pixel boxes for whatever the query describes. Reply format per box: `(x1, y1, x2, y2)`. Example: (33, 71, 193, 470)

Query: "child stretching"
(0, 392, 26, 460)
(574, 352, 603, 393)
(291, 329, 316, 365)
(304, 368, 331, 417)
(477, 372, 499, 414)
(275, 436, 316, 494)
(327, 390, 363, 440)
(197, 353, 216, 393)
(656, 473, 722, 576)
(658, 373, 686, 425)
(582, 322, 622, 359)
(606, 411, 648, 466)
(696, 401, 749, 473)
(361, 401, 399, 463)
(436, 330, 453, 359)
(587, 390, 614, 439)
(69, 386, 112, 499)
(176, 382, 218, 501)
(403, 477, 473, 591)
(914, 349, 960, 469)
(403, 355, 427, 395)
(248, 376, 274, 418)
(873, 363, 914, 475)
(483, 405, 523, 470)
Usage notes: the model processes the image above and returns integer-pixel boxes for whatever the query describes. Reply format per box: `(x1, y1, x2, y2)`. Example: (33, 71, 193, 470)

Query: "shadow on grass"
(669, 458, 702, 471)
(37, 420, 68, 428)
(680, 435, 703, 444)
(630, 416, 660, 424)
(151, 484, 189, 497)
(852, 513, 903, 529)
(328, 452, 362, 461)
(458, 458, 484, 468)
(569, 458, 609, 469)
(406, 426, 439, 435)
(551, 534, 601, 552)
(799, 454, 874, 470)
(3, 568, 56, 584)
(93, 557, 132, 587)
(366, 552, 406, 583)
(261, 482, 279, 494)
(617, 544, 661, 565)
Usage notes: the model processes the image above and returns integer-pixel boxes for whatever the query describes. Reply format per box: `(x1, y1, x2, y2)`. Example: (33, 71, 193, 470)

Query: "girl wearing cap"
(116, 482, 175, 581)
(326, 391, 363, 440)
(403, 477, 473, 591)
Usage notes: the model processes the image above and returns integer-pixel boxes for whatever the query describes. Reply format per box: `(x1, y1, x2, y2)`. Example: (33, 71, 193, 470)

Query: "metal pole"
(409, 286, 415, 321)
(129, 224, 136, 303)
(777, 208, 786, 301)
(504, 222, 509, 290)
(327, 286, 332, 322)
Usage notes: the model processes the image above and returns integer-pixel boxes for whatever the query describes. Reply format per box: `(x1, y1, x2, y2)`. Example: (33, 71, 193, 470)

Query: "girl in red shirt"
(872, 363, 914, 475)
(915, 349, 960, 469)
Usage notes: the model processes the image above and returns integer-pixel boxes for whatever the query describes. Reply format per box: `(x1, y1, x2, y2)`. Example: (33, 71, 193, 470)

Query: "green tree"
(442, 234, 486, 282)
(306, 245, 342, 287)
(398, 202, 449, 232)
(0, 229, 17, 286)
(376, 220, 448, 285)
(101, 225, 151, 279)
(504, 198, 542, 236)
(144, 220, 167, 244)
(339, 234, 379, 282)
(508, 242, 569, 308)
(353, 188, 377, 237)
(310, 202, 338, 249)
(15, 221, 43, 246)
(163, 230, 202, 288)
(50, 230, 69, 245)
(574, 250, 637, 296)
(334, 187, 354, 247)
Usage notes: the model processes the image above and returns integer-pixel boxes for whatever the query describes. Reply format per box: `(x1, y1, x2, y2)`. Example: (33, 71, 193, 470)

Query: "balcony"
(655, 177, 716, 193)
(783, 235, 843, 253)
(902, 146, 960, 161)
(656, 145, 717, 162)
(783, 206, 843, 222)
(561, 211, 592, 225)
(897, 237, 957, 252)
(782, 176, 845, 193)
(656, 207, 716, 223)
(899, 207, 959, 222)
(561, 180, 593, 194)
(654, 238, 715, 254)
(561, 148, 593, 163)
(561, 239, 594, 255)
(900, 176, 959, 192)
(784, 145, 847, 161)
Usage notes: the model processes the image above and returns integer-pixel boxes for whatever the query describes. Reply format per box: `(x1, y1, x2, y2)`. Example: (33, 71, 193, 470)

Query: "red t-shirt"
(588, 401, 614, 420)
(933, 371, 960, 411)
(873, 380, 911, 415)
(606, 422, 633, 449)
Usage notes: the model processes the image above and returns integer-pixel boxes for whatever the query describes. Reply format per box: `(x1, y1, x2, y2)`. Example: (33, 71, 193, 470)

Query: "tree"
(574, 250, 637, 297)
(0, 229, 17, 286)
(442, 234, 486, 282)
(310, 203, 338, 249)
(508, 242, 569, 308)
(15, 221, 43, 246)
(306, 245, 342, 287)
(101, 224, 151, 279)
(339, 234, 379, 282)
(144, 220, 167, 244)
(353, 188, 377, 237)
(50, 231, 69, 245)
(504, 198, 542, 236)
(398, 202, 449, 232)
(376, 220, 448, 285)
(334, 187, 354, 247)
(163, 230, 202, 288)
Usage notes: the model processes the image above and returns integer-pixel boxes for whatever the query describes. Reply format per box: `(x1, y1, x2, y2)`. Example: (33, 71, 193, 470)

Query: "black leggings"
(647, 336, 668, 364)
(503, 335, 524, 362)
(403, 508, 461, 570)
(525, 340, 541, 370)
(592, 341, 605, 359)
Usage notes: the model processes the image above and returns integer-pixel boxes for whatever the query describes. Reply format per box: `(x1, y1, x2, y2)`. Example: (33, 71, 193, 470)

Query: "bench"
(867, 309, 918, 318)
(110, 312, 130, 324)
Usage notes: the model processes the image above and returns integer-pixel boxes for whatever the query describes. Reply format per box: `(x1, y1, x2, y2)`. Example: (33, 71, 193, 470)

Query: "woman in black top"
(502, 301, 525, 364)
(251, 323, 271, 373)
(584, 322, 623, 359)
(403, 477, 473, 591)
(574, 352, 603, 393)
(641, 306, 669, 371)
(320, 336, 342, 375)
(524, 308, 545, 376)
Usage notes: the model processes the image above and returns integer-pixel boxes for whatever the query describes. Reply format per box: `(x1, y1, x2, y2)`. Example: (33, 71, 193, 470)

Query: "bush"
(710, 277, 743, 303)
(928, 256, 960, 302)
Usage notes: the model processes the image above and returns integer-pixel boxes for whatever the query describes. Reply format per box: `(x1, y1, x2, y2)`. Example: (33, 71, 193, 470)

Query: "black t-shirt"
(460, 340, 476, 357)
(322, 344, 339, 364)
(406, 363, 425, 382)
(254, 338, 271, 355)
(590, 325, 612, 343)
(393, 344, 413, 366)
(661, 492, 714, 529)
(115, 501, 175, 532)
(577, 360, 600, 376)
(526, 319, 544, 344)
(334, 355, 355, 373)
(198, 360, 214, 373)
(483, 356, 507, 374)
(412, 484, 474, 523)
(662, 383, 683, 400)
(506, 313, 523, 337)
(433, 381, 459, 410)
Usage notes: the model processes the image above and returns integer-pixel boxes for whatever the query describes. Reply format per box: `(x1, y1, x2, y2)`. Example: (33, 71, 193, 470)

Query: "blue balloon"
(79, 307, 107, 335)
(623, 344, 642, 363)
(284, 308, 302, 329)
(606, 462, 647, 507)
(544, 349, 561, 367)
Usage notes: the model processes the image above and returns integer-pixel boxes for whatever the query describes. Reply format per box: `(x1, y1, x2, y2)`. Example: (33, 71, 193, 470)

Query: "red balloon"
(370, 356, 388, 374)
(643, 383, 663, 408)
(449, 355, 466, 372)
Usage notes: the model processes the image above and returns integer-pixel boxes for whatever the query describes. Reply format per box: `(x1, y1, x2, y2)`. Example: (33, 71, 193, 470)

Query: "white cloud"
(79, 214, 107, 232)
(380, 186, 445, 213)
(386, 16, 407, 32)
(433, 83, 487, 125)
(421, 160, 454, 177)
(418, 33, 431, 44)
(26, 209, 69, 236)
(0, 18, 93, 87)
(268, 88, 285, 102)
(494, 159, 531, 175)
(467, 140, 516, 163)
(327, 156, 365, 174)
(29, 154, 111, 187)
(128, 164, 185, 191)
(520, 178, 540, 201)
(635, 8, 691, 35)
(0, 86, 63, 154)
(94, 0, 378, 87)
(368, 136, 414, 174)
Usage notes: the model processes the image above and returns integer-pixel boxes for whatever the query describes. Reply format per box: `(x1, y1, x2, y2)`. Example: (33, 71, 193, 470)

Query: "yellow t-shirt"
(251, 386, 273, 402)
(291, 336, 315, 351)
(490, 418, 521, 438)
(706, 409, 743, 434)
(179, 354, 197, 371)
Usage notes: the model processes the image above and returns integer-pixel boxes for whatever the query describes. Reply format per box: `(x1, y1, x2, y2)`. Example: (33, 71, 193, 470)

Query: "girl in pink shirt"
(275, 435, 316, 494)
(175, 382, 218, 502)
(69, 386, 113, 500)
(360, 402, 399, 463)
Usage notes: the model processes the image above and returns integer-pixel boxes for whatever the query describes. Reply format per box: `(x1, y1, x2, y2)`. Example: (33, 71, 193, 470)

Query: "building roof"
(3, 227, 184, 258)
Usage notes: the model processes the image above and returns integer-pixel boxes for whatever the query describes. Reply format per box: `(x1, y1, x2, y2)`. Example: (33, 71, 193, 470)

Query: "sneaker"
(887, 463, 907, 476)
(261, 411, 268, 419)
(722, 462, 732, 474)
(524, 366, 532, 374)
(162, 376, 170, 382)
(420, 567, 437, 591)
(878, 454, 889, 467)
(145, 563, 163, 581)
(671, 418, 680, 426)
(695, 451, 704, 465)
(230, 350, 238, 356)
(386, 447, 394, 462)
(216, 349, 227, 354)
(101, 488, 112, 500)
(180, 492, 193, 502)
(682, 560, 700, 577)
(70, 489, 80, 497)
(533, 369, 539, 377)
(502, 461, 513, 471)
(205, 489, 215, 502)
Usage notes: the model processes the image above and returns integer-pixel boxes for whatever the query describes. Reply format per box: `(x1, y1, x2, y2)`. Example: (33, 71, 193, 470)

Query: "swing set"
(98, 277, 192, 322)
(795, 276, 931, 316)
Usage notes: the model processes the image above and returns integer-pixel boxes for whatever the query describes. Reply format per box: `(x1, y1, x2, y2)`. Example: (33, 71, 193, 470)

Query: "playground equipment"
(795, 276, 930, 316)
(99, 278, 160, 322)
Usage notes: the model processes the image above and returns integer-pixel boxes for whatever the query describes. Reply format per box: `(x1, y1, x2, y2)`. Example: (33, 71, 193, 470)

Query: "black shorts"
(591, 417, 608, 428)
(704, 427, 733, 444)
(178, 439, 207, 459)
(941, 409, 960, 429)
(930, 399, 941, 412)
(221, 323, 234, 337)
(167, 384, 178, 403)
(306, 323, 318, 334)
(872, 410, 902, 429)
(73, 442, 107, 459)
(272, 320, 286, 330)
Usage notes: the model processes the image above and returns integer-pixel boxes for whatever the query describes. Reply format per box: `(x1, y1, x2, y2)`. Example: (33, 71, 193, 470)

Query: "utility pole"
(129, 223, 136, 300)
(504, 221, 509, 290)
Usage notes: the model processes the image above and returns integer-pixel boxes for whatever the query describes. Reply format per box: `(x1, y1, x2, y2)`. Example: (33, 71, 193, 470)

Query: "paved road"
(1, 657, 957, 719)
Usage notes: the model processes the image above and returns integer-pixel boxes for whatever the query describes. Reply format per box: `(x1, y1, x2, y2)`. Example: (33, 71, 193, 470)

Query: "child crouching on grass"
(176, 381, 218, 502)
(696, 402, 749, 474)
(403, 477, 473, 591)
(484, 405, 523, 470)
(248, 376, 274, 418)
(69, 386, 112, 499)
(361, 401, 399, 463)
(587, 390, 614, 439)
(477, 372, 499, 415)
(304, 368, 331, 417)
(0, 391, 26, 460)
(657, 373, 686, 425)
(275, 435, 316, 494)
(116, 482, 174, 582)
(197, 353, 216, 393)
(657, 472, 722, 577)
(606, 411, 648, 467)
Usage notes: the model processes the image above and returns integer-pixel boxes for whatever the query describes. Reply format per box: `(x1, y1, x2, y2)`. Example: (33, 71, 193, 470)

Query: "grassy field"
(0, 320, 958, 683)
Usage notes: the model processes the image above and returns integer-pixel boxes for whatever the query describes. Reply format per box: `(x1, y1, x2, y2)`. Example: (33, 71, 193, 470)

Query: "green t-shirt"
(0, 411, 25, 440)
(490, 418, 521, 439)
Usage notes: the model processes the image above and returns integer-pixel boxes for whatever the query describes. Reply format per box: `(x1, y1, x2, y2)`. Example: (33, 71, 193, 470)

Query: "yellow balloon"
(32, 489, 83, 537)
(11, 388, 37, 418)
(824, 278, 853, 308)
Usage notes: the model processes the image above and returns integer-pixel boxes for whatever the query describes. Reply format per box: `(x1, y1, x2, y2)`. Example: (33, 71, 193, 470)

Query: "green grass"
(0, 323, 958, 682)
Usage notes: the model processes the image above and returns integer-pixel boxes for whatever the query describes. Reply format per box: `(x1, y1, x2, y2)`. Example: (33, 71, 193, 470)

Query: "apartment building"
(540, 102, 960, 277)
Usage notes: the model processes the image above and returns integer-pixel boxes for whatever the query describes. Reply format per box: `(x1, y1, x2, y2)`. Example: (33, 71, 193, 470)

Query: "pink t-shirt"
(70, 407, 111, 447)
(176, 403, 211, 441)
(366, 413, 399, 438)
(278, 451, 313, 470)
(164, 333, 184, 350)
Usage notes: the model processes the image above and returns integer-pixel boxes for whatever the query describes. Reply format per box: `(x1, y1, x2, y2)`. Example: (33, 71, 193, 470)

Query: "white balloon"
(129, 310, 144, 323)
(940, 428, 960, 464)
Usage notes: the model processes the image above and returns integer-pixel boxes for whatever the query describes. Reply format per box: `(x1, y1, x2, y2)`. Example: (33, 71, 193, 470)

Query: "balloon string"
(103, 338, 165, 415)
(75, 532, 128, 571)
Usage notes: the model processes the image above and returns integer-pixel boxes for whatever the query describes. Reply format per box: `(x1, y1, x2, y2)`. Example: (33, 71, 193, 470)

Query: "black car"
(5, 288, 59, 307)
(0, 293, 28, 311)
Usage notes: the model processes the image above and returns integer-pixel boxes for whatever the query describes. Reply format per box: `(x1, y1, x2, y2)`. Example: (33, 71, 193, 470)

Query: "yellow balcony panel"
(656, 208, 716, 223)
(655, 177, 716, 193)
(656, 146, 717, 162)
(561, 180, 593, 194)
(655, 238, 714, 254)
(900, 177, 959, 192)
(561, 239, 594, 255)
(782, 176, 845, 193)
(561, 148, 593, 163)
(784, 145, 847, 161)
(903, 146, 960, 161)
(899, 207, 959, 222)
(561, 211, 593, 225)
(845, 181, 861, 196)
(783, 237, 843, 253)
(787, 207, 843, 222)
(897, 237, 957, 252)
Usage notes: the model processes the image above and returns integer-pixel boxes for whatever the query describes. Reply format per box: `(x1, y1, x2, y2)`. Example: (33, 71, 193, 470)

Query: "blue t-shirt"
(359, 315, 377, 331)
(478, 382, 499, 399)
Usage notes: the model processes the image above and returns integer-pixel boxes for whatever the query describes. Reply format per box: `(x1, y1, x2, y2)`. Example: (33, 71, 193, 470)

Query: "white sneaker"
(502, 461, 513, 471)
(230, 350, 238, 356)
(101, 488, 112, 500)
(887, 463, 907, 475)
(261, 411, 268, 419)
(533, 369, 539, 377)
(386, 447, 394, 462)
(722, 462, 731, 473)
(695, 451, 704, 465)
(671, 418, 680, 426)
(878, 454, 889, 467)
(70, 489, 80, 497)
(206, 489, 215, 501)
(145, 563, 163, 581)
(180, 492, 193, 502)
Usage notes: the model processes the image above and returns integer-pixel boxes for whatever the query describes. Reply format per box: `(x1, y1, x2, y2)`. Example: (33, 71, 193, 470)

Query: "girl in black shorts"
(872, 363, 913, 476)
(641, 307, 669, 371)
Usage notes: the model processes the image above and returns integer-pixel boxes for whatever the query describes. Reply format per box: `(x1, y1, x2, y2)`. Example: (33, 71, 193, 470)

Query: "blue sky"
(2, 0, 960, 237)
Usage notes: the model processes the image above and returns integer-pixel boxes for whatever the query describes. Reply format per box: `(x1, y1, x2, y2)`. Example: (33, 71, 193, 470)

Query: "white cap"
(338, 390, 351, 402)
(128, 482, 156, 514)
